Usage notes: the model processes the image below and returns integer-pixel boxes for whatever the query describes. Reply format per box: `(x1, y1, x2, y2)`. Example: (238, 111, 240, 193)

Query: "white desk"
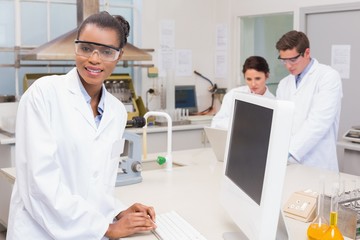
(116, 149, 355, 240)
(0, 148, 356, 239)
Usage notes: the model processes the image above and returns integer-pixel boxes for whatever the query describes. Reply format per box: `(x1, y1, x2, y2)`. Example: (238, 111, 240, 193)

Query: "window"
(0, 0, 139, 95)
(239, 13, 293, 94)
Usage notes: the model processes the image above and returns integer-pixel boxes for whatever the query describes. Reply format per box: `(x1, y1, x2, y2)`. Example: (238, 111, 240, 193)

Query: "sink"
(141, 160, 184, 171)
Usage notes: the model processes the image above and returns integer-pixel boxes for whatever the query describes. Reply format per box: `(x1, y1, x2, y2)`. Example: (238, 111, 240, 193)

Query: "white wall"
(140, 0, 360, 112)
(141, 0, 222, 112)
(223, 0, 360, 89)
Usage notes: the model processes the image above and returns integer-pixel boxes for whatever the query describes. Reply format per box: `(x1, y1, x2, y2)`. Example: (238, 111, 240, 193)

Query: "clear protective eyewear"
(278, 52, 303, 65)
(74, 40, 121, 62)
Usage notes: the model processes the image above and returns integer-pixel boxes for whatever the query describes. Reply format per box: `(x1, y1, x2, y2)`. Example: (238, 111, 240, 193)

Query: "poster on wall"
(159, 20, 175, 49)
(175, 49, 192, 77)
(215, 24, 228, 79)
(331, 44, 351, 79)
(215, 51, 227, 78)
(159, 20, 176, 77)
(158, 49, 175, 77)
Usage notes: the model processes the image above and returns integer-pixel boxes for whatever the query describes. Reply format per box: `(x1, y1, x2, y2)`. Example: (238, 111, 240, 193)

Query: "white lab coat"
(276, 59, 342, 172)
(7, 68, 128, 240)
(211, 85, 275, 129)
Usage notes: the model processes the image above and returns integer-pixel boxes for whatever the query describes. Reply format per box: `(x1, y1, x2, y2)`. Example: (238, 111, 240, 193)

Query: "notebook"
(204, 126, 228, 162)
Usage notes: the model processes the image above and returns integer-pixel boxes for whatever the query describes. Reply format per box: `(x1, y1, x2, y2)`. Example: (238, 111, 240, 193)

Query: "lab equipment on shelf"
(152, 210, 207, 240)
(343, 126, 360, 143)
(103, 74, 146, 121)
(126, 116, 146, 128)
(337, 181, 360, 239)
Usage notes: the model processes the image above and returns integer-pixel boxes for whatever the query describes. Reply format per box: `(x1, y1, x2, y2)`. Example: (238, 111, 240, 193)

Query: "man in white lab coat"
(276, 30, 343, 172)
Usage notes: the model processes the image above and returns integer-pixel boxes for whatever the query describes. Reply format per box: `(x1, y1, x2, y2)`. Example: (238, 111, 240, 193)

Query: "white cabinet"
(0, 168, 14, 229)
(0, 140, 15, 229)
(337, 141, 360, 175)
(0, 102, 17, 229)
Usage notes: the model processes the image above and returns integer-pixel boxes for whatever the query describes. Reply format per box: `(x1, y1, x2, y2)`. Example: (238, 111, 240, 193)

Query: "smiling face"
(245, 69, 268, 95)
(75, 24, 121, 91)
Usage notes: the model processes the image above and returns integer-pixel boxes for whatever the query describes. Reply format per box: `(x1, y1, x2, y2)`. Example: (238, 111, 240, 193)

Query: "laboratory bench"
(0, 109, 212, 231)
(0, 148, 356, 240)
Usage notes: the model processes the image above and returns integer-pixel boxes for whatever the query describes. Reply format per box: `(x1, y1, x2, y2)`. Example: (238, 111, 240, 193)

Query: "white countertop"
(113, 149, 355, 240)
(1, 148, 355, 240)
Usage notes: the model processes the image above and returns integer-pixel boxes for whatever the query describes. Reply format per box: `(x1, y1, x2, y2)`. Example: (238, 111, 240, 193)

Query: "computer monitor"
(174, 85, 198, 114)
(220, 92, 294, 240)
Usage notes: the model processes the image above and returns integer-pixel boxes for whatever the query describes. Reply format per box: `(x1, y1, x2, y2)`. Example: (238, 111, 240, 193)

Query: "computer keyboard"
(152, 211, 207, 240)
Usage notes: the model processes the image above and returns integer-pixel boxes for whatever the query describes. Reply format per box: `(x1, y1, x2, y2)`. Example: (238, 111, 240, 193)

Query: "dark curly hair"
(76, 11, 130, 49)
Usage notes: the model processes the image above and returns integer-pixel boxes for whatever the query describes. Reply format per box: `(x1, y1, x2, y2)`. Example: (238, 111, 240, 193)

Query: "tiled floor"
(0, 231, 6, 240)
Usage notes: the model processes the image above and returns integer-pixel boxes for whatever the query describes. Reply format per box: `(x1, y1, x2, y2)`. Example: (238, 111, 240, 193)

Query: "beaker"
(321, 183, 344, 240)
(307, 177, 329, 240)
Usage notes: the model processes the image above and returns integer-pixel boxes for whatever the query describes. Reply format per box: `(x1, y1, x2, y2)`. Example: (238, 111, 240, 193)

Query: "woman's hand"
(105, 203, 156, 238)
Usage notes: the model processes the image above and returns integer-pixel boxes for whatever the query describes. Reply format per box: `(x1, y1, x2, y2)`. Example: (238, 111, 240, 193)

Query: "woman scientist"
(7, 12, 156, 239)
(211, 56, 275, 129)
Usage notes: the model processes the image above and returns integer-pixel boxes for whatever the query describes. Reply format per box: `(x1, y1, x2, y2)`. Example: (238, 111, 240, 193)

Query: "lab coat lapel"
(295, 60, 318, 92)
(66, 69, 97, 130)
(96, 90, 115, 135)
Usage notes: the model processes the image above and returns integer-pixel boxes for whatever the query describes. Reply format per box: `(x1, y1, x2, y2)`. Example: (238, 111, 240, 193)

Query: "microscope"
(115, 130, 143, 186)
(115, 117, 146, 187)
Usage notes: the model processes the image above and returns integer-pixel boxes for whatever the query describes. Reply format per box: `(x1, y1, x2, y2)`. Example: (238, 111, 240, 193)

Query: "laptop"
(204, 126, 228, 162)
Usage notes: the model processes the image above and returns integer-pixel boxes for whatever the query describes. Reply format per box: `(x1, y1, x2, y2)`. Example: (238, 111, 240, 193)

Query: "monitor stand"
(223, 211, 289, 240)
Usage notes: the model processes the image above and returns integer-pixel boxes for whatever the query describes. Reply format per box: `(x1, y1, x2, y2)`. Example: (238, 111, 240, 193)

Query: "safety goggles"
(74, 40, 121, 62)
(278, 52, 304, 65)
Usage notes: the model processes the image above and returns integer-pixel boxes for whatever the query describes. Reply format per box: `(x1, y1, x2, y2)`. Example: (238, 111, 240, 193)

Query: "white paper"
(175, 49, 192, 77)
(158, 48, 175, 77)
(215, 24, 228, 79)
(331, 45, 351, 79)
(160, 20, 175, 49)
(216, 24, 228, 50)
(215, 50, 227, 78)
(159, 20, 176, 77)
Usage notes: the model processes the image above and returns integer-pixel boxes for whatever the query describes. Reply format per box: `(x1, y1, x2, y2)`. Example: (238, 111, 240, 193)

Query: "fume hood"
(19, 0, 152, 63)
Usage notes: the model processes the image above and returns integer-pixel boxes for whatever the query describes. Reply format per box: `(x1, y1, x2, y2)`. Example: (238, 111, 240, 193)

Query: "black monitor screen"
(175, 85, 197, 113)
(225, 99, 273, 205)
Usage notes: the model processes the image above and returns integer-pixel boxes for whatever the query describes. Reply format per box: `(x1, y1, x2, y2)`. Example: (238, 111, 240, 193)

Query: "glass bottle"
(321, 183, 344, 240)
(307, 177, 329, 240)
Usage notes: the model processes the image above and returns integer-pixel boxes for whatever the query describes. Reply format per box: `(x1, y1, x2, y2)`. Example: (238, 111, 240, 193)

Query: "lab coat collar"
(65, 68, 115, 135)
(96, 90, 116, 136)
(294, 59, 319, 92)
